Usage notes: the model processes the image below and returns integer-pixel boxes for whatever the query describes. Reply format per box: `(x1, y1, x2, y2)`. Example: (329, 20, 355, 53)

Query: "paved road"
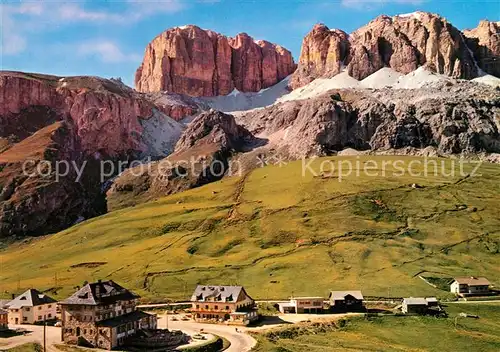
(158, 314, 257, 352)
(0, 324, 61, 352)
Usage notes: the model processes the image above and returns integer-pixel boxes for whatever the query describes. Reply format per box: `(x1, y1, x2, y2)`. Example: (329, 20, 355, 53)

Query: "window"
(48, 305, 52, 308)
(215, 305, 218, 309)
(196, 305, 199, 309)
(38, 306, 42, 310)
(25, 307, 30, 312)
(48, 314, 52, 318)
(226, 306, 229, 310)
(205, 305, 209, 309)
(23, 317, 28, 321)
(84, 329, 87, 334)
(38, 316, 42, 320)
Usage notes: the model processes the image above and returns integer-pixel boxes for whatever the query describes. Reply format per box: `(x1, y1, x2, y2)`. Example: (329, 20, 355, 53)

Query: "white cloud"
(56, 0, 187, 24)
(76, 40, 142, 63)
(128, 0, 187, 17)
(57, 4, 124, 22)
(1, 0, 195, 56)
(0, 4, 30, 55)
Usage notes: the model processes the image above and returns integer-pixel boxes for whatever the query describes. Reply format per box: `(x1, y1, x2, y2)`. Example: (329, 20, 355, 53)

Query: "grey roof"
(329, 291, 364, 301)
(190, 285, 252, 303)
(425, 297, 438, 303)
(96, 310, 154, 328)
(453, 277, 490, 286)
(0, 299, 11, 309)
(60, 280, 139, 306)
(7, 289, 57, 309)
(403, 297, 428, 305)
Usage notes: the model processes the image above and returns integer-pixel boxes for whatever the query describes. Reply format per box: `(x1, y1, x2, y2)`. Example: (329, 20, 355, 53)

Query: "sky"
(1, 0, 499, 87)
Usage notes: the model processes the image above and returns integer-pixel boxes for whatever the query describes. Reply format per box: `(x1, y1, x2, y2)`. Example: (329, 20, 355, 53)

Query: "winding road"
(157, 314, 257, 352)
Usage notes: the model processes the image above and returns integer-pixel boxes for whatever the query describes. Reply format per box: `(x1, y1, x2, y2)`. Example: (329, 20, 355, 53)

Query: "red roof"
(453, 277, 490, 286)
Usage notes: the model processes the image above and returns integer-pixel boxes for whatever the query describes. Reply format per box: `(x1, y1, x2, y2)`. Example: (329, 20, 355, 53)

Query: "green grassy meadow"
(0, 156, 499, 301)
(252, 303, 500, 352)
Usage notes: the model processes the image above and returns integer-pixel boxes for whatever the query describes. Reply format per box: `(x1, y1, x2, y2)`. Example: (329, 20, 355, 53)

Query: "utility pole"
(43, 314, 47, 352)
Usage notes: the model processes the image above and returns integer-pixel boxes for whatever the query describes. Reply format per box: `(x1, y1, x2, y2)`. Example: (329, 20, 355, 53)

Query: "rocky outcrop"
(135, 25, 296, 96)
(464, 20, 500, 77)
(0, 72, 155, 157)
(0, 71, 184, 237)
(291, 24, 350, 88)
(107, 110, 255, 210)
(0, 121, 106, 237)
(291, 12, 480, 88)
(239, 81, 500, 158)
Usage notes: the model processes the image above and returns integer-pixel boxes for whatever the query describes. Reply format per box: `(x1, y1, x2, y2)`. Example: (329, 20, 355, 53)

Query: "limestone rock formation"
(291, 12, 480, 88)
(291, 24, 350, 88)
(0, 71, 184, 237)
(239, 81, 500, 158)
(107, 110, 255, 210)
(135, 25, 296, 96)
(464, 20, 500, 77)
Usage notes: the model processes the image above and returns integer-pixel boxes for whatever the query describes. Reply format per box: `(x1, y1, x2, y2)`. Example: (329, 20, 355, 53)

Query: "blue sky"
(1, 0, 499, 86)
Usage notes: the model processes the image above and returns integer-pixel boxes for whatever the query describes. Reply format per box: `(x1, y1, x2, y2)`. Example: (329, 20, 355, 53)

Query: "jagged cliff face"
(0, 72, 155, 157)
(291, 25, 350, 88)
(464, 20, 500, 77)
(239, 81, 500, 158)
(0, 72, 185, 237)
(292, 12, 481, 88)
(107, 110, 255, 210)
(135, 25, 296, 96)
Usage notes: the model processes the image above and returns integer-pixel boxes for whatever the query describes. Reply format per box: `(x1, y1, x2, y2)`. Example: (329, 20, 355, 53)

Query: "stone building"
(59, 280, 156, 350)
(190, 285, 258, 325)
(6, 289, 57, 325)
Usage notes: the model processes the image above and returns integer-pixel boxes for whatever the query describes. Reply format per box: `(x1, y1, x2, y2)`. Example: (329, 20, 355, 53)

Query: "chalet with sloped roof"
(190, 285, 258, 325)
(6, 289, 57, 325)
(450, 277, 491, 296)
(328, 291, 365, 312)
(59, 280, 156, 350)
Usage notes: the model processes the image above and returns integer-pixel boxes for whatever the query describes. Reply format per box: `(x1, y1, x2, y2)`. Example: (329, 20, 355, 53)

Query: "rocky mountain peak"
(291, 12, 482, 89)
(464, 20, 500, 77)
(135, 26, 296, 97)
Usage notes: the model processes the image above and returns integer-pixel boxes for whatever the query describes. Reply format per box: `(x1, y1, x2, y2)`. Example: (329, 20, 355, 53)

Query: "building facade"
(59, 280, 157, 350)
(0, 309, 8, 330)
(277, 297, 324, 314)
(6, 289, 57, 325)
(450, 277, 490, 296)
(329, 291, 365, 312)
(402, 297, 439, 314)
(190, 285, 258, 325)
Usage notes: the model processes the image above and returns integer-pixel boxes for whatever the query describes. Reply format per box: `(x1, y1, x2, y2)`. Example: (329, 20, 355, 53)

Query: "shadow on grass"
(248, 316, 293, 328)
(0, 329, 33, 338)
